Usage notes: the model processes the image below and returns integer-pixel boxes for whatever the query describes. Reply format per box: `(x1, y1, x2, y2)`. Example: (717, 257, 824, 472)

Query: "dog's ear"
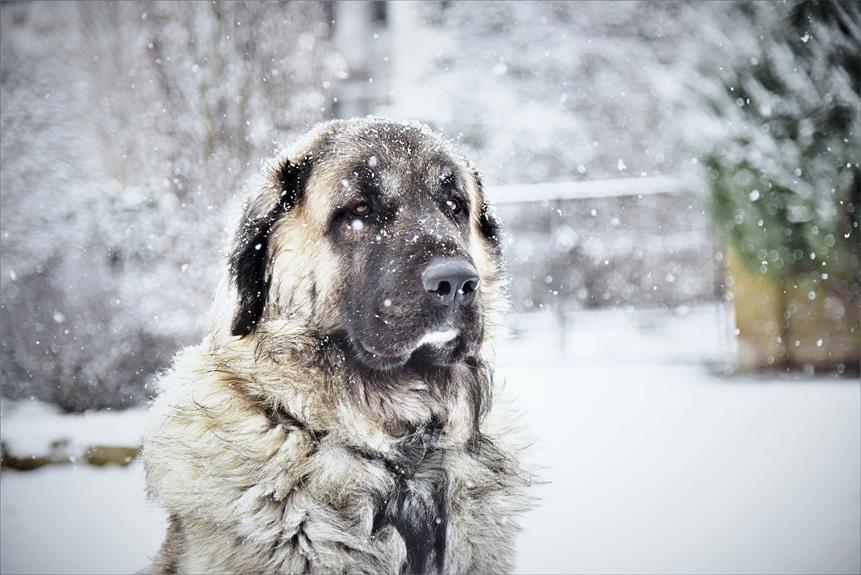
(479, 201, 500, 247)
(229, 157, 312, 337)
(471, 168, 501, 252)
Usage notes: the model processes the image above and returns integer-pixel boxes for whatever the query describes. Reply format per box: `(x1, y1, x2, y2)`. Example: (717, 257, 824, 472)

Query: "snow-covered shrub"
(0, 2, 341, 411)
(679, 1, 860, 369)
(683, 1, 860, 287)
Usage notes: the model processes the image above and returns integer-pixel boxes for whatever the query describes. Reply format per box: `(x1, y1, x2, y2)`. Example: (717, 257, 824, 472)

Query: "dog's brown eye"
(446, 198, 462, 215)
(351, 203, 370, 217)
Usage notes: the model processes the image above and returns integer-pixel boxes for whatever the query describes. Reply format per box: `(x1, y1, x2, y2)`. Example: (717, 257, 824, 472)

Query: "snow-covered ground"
(2, 306, 859, 574)
(501, 318, 860, 574)
(0, 402, 149, 457)
(1, 462, 165, 575)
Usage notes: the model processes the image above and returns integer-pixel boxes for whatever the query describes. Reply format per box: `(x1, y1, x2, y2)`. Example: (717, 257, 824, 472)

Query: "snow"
(0, 401, 149, 457)
(1, 306, 859, 574)
(501, 308, 860, 574)
(1, 463, 165, 575)
(499, 328, 861, 574)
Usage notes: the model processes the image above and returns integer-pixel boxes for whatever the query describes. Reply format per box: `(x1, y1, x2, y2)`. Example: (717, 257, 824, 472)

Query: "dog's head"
(226, 118, 503, 371)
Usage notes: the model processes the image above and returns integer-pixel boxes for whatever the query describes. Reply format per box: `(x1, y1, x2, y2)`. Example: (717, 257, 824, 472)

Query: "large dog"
(142, 117, 531, 574)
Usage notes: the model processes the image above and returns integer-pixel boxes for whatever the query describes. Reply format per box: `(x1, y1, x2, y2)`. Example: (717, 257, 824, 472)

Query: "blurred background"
(1, 1, 858, 573)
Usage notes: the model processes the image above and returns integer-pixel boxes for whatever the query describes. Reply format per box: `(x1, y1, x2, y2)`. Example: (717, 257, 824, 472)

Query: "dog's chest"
(280, 426, 457, 574)
(369, 436, 450, 574)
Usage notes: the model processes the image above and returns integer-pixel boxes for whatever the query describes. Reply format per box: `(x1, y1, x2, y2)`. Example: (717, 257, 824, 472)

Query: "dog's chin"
(408, 340, 464, 369)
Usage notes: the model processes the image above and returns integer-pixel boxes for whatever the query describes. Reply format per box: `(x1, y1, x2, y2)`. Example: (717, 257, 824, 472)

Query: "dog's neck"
(320, 337, 493, 455)
(206, 324, 505, 575)
(217, 321, 494, 458)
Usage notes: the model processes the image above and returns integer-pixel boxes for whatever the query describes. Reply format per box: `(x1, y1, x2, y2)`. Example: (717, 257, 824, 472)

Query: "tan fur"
(142, 118, 531, 574)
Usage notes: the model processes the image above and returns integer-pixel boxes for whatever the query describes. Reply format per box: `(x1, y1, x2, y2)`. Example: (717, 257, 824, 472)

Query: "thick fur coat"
(142, 118, 531, 574)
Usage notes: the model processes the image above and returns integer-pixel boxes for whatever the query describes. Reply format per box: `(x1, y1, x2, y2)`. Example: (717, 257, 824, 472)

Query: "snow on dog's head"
(224, 117, 505, 372)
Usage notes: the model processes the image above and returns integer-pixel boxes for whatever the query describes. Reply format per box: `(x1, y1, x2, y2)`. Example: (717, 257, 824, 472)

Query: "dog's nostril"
(422, 257, 480, 306)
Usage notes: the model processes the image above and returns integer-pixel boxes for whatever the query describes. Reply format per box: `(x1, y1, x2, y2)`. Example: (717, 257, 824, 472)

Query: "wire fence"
(489, 175, 732, 358)
(489, 176, 723, 313)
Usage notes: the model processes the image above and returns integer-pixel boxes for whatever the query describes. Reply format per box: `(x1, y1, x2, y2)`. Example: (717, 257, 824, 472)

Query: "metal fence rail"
(487, 175, 687, 204)
(487, 175, 721, 314)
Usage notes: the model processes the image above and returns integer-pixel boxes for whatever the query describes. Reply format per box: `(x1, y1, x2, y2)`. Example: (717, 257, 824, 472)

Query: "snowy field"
(2, 306, 859, 574)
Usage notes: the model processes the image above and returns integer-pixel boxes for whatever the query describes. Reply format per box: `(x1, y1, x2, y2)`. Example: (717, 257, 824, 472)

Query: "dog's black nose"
(422, 258, 480, 306)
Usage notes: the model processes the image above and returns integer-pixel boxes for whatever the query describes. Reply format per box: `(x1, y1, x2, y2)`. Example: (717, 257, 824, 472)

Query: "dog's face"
(228, 119, 502, 372)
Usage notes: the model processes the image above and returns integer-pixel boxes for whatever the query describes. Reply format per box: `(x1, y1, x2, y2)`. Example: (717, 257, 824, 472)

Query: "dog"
(142, 117, 531, 574)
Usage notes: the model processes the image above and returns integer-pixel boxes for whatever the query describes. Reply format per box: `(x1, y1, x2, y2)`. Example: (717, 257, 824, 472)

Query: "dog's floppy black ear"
(229, 157, 311, 337)
(479, 202, 500, 246)
(471, 168, 501, 252)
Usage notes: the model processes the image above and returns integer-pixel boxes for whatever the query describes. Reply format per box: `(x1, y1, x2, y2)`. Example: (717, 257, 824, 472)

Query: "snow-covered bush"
(683, 1, 860, 287)
(0, 2, 340, 411)
(679, 0, 860, 369)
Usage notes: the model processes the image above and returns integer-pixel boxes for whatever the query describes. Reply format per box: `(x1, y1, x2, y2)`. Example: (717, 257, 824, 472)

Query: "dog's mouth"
(415, 328, 459, 347)
(349, 328, 462, 371)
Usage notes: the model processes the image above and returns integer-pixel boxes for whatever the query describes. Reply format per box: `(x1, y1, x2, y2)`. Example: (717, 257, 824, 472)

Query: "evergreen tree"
(689, 1, 860, 292)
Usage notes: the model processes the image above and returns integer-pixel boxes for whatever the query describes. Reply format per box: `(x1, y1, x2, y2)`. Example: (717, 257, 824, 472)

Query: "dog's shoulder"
(141, 341, 407, 573)
(143, 341, 316, 518)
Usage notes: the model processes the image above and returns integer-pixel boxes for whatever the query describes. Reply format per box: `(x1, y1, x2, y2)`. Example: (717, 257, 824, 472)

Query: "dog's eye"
(445, 198, 462, 216)
(351, 203, 371, 217)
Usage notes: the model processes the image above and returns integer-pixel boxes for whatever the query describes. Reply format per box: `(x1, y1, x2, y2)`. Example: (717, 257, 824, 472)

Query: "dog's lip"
(415, 328, 460, 347)
(364, 327, 460, 356)
(352, 327, 462, 370)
